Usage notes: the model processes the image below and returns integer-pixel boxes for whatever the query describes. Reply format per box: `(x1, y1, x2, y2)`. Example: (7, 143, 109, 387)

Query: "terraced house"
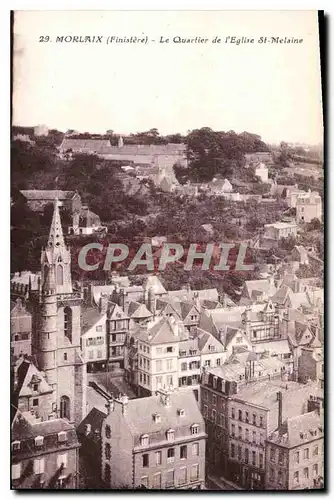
(101, 389, 206, 489)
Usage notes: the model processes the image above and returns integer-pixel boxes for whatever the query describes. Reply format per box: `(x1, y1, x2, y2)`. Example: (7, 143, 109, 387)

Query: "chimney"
(119, 394, 129, 414)
(99, 293, 108, 314)
(120, 289, 125, 311)
(105, 398, 114, 415)
(158, 388, 171, 407)
(277, 391, 283, 428)
(148, 286, 156, 315)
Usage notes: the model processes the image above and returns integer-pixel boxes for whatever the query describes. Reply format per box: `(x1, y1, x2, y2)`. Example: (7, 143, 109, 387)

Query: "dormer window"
(153, 413, 161, 423)
(35, 436, 44, 447)
(141, 434, 149, 447)
(166, 429, 175, 441)
(177, 409, 185, 417)
(210, 345, 216, 352)
(33, 384, 39, 392)
(12, 441, 21, 451)
(58, 431, 68, 443)
(191, 424, 200, 435)
(213, 377, 218, 389)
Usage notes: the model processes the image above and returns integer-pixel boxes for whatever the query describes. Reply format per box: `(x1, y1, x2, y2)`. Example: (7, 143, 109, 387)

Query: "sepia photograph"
(10, 9, 324, 491)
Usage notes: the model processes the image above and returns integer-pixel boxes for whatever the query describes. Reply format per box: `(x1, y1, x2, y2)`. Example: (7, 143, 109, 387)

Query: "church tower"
(32, 200, 86, 426)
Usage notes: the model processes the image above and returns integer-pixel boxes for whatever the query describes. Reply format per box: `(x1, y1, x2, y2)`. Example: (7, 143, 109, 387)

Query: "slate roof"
(136, 317, 188, 345)
(81, 307, 106, 335)
(15, 361, 53, 398)
(77, 407, 107, 444)
(127, 301, 152, 319)
(20, 190, 78, 201)
(59, 138, 111, 152)
(267, 409, 323, 448)
(112, 390, 204, 441)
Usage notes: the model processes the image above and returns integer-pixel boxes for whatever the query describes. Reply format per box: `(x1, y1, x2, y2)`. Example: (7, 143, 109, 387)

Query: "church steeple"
(41, 199, 72, 294)
(47, 198, 65, 251)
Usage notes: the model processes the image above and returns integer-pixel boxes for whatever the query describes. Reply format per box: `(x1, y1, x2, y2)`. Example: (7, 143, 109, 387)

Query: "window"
(180, 445, 187, 459)
(294, 471, 299, 483)
(245, 448, 249, 464)
(238, 410, 242, 421)
(64, 352, 67, 361)
(253, 431, 256, 444)
(141, 435, 149, 447)
(166, 470, 174, 487)
(57, 265, 63, 286)
(203, 405, 208, 418)
(34, 458, 45, 474)
(192, 443, 199, 456)
(179, 467, 187, 485)
(212, 410, 217, 422)
(141, 476, 148, 488)
(278, 470, 283, 485)
(278, 450, 284, 464)
(142, 453, 149, 467)
(167, 375, 173, 387)
(167, 429, 175, 441)
(236, 336, 243, 344)
(260, 433, 264, 445)
(252, 450, 256, 466)
(270, 448, 275, 462)
(156, 347, 163, 354)
(166, 359, 173, 371)
(259, 453, 264, 469)
(304, 467, 309, 479)
(35, 436, 44, 447)
(88, 350, 94, 360)
(104, 463, 111, 485)
(313, 464, 318, 476)
(212, 395, 217, 406)
(166, 346, 173, 353)
(231, 408, 235, 419)
(33, 383, 39, 392)
(167, 448, 175, 463)
(97, 350, 102, 358)
(203, 390, 208, 401)
(178, 408, 185, 417)
(191, 424, 199, 434)
(155, 451, 162, 465)
(294, 451, 300, 464)
(58, 431, 68, 443)
(190, 464, 199, 482)
(245, 428, 249, 442)
(57, 453, 68, 469)
(269, 467, 275, 482)
(231, 443, 235, 458)
(153, 473, 161, 489)
(32, 398, 39, 407)
(245, 411, 249, 423)
(260, 416, 264, 427)
(181, 362, 187, 371)
(105, 443, 111, 460)
(105, 425, 111, 439)
(231, 423, 235, 437)
(12, 463, 21, 480)
(304, 448, 309, 460)
(238, 426, 242, 439)
(238, 446, 242, 461)
(12, 441, 20, 451)
(64, 307, 72, 342)
(204, 359, 211, 367)
(96, 325, 102, 332)
(252, 413, 257, 425)
(313, 445, 319, 456)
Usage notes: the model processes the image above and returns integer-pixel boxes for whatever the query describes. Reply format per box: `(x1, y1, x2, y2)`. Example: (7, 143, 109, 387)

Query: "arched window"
(59, 395, 70, 420)
(57, 265, 63, 286)
(64, 307, 72, 342)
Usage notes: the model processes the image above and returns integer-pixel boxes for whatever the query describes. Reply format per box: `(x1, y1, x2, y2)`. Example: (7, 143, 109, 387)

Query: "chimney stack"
(277, 391, 283, 428)
(99, 293, 109, 314)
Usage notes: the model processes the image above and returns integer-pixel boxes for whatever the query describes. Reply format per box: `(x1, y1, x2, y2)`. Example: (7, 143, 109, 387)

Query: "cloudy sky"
(13, 10, 323, 144)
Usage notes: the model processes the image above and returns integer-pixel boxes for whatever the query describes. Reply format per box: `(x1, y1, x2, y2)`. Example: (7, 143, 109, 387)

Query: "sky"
(13, 10, 323, 145)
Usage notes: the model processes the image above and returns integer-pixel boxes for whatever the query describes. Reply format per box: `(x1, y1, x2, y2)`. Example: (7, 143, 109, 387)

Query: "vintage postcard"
(11, 10, 324, 490)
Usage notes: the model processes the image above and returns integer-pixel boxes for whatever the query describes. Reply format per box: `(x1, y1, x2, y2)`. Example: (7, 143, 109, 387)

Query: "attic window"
(12, 441, 21, 451)
(141, 434, 149, 447)
(191, 424, 200, 435)
(35, 436, 44, 447)
(213, 377, 218, 389)
(210, 345, 216, 352)
(153, 413, 161, 423)
(58, 431, 68, 443)
(166, 429, 175, 441)
(177, 409, 185, 417)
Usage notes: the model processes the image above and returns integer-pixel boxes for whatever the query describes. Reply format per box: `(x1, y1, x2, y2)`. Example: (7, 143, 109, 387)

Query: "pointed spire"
(47, 199, 65, 251)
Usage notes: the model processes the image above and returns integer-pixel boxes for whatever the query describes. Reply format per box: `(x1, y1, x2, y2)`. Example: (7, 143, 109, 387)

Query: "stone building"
(296, 191, 322, 223)
(101, 389, 206, 489)
(265, 397, 324, 490)
(11, 298, 32, 364)
(29, 200, 86, 425)
(11, 410, 80, 489)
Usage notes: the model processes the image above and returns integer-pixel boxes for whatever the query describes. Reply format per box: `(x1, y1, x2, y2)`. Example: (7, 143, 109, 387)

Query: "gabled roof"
(142, 275, 167, 295)
(60, 138, 111, 152)
(81, 307, 106, 335)
(127, 301, 152, 319)
(15, 361, 53, 398)
(20, 190, 78, 201)
(136, 317, 188, 345)
(243, 279, 277, 299)
(271, 285, 292, 305)
(77, 407, 107, 442)
(268, 410, 323, 448)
